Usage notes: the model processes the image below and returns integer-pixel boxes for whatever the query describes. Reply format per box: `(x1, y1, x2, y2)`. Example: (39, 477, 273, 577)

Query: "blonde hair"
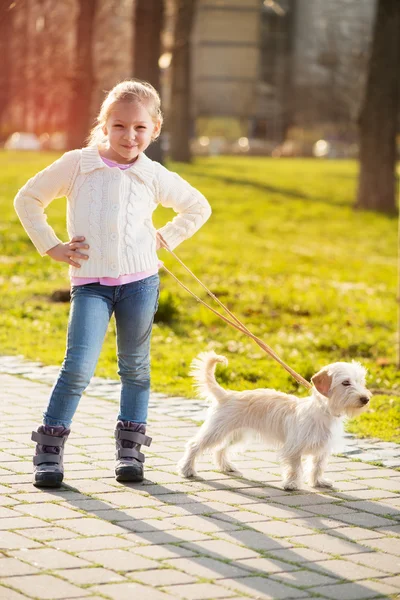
(87, 79, 163, 147)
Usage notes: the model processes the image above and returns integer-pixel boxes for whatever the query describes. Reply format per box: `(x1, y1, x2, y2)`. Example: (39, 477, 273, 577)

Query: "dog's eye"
(342, 380, 351, 387)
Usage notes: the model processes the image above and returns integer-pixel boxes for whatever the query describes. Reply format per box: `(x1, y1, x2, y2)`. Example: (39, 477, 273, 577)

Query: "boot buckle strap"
(33, 453, 62, 466)
(31, 431, 67, 447)
(115, 430, 152, 447)
(116, 448, 145, 462)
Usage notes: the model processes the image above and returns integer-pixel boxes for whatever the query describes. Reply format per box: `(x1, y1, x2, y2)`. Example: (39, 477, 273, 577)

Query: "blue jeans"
(43, 274, 160, 428)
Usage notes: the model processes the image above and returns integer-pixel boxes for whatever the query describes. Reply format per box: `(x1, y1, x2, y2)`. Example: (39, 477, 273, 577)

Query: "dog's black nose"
(360, 396, 370, 405)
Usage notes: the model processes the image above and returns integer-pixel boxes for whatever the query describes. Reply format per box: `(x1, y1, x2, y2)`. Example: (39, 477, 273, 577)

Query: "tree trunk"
(169, 0, 196, 163)
(281, 0, 296, 141)
(0, 0, 13, 136)
(66, 0, 97, 150)
(133, 0, 164, 163)
(23, 0, 33, 131)
(355, 0, 400, 213)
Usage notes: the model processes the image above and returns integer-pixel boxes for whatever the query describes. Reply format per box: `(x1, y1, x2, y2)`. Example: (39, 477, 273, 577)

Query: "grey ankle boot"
(115, 421, 152, 482)
(32, 425, 70, 488)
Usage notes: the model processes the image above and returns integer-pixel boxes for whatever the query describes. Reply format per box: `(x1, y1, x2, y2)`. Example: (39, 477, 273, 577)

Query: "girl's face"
(102, 100, 160, 163)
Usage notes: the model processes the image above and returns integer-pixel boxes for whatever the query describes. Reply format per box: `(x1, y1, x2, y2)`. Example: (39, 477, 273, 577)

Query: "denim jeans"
(43, 274, 160, 428)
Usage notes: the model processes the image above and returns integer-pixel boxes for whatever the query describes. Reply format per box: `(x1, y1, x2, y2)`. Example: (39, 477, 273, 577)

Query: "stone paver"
(0, 557, 39, 577)
(10, 548, 92, 570)
(53, 567, 125, 585)
(345, 551, 400, 574)
(271, 569, 340, 588)
(92, 582, 176, 600)
(1, 368, 400, 600)
(2, 574, 91, 599)
(165, 556, 252, 580)
(163, 582, 237, 599)
(131, 568, 197, 586)
(0, 588, 35, 600)
(309, 579, 400, 600)
(76, 549, 159, 571)
(219, 576, 309, 598)
(309, 558, 386, 580)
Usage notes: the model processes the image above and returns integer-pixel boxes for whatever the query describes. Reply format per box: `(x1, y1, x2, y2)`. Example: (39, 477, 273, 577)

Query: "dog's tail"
(190, 351, 229, 404)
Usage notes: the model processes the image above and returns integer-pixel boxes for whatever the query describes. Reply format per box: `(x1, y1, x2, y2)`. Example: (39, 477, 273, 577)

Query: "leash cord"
(157, 234, 312, 390)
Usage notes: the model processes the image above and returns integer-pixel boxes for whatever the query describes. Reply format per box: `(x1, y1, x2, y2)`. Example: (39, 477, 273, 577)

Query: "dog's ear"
(311, 368, 332, 396)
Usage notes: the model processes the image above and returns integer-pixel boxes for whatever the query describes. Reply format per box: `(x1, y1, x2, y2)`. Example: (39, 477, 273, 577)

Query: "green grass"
(1, 150, 398, 442)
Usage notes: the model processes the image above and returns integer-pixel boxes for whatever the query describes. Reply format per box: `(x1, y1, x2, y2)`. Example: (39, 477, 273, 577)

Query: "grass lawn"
(1, 150, 398, 443)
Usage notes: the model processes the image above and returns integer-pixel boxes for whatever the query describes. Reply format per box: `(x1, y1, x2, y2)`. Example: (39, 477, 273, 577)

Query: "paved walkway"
(1, 368, 400, 599)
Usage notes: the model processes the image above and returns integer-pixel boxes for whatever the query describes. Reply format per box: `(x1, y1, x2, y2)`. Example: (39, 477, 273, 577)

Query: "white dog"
(178, 351, 371, 490)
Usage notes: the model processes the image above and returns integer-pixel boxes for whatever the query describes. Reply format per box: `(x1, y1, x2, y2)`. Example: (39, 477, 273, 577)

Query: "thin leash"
(156, 234, 312, 391)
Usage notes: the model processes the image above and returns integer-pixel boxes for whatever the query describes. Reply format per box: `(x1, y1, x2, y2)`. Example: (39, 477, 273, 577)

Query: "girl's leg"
(113, 275, 159, 482)
(43, 284, 113, 427)
(114, 274, 160, 424)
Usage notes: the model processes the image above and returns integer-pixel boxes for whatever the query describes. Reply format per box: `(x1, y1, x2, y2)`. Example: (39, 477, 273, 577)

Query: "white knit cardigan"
(14, 146, 212, 277)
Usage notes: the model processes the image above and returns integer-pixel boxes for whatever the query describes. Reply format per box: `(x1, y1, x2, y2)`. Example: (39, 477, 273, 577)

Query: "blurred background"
(1, 0, 398, 211)
(0, 2, 397, 165)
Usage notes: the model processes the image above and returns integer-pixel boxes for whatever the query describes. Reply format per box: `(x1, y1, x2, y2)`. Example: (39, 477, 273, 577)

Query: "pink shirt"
(71, 155, 162, 287)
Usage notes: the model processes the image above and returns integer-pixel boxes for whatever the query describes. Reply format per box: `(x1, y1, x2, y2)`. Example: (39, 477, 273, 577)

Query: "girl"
(14, 79, 211, 488)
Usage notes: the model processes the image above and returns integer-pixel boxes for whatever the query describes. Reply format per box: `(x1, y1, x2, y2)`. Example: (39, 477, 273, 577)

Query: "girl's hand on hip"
(156, 232, 166, 251)
(46, 236, 90, 268)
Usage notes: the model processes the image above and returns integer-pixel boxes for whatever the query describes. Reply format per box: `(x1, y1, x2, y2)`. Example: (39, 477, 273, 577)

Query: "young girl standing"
(14, 80, 211, 488)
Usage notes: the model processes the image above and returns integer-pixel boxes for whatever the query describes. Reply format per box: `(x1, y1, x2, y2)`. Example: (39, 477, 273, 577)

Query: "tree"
(66, 0, 97, 150)
(355, 0, 400, 213)
(133, 0, 164, 163)
(169, 0, 196, 163)
(0, 0, 13, 137)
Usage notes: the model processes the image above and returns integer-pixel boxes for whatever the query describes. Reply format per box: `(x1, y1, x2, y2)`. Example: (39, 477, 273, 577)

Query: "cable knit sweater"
(14, 146, 212, 278)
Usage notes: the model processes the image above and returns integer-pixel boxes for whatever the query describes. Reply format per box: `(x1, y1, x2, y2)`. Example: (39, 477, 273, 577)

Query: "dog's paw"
(177, 461, 197, 479)
(312, 478, 334, 489)
(218, 461, 240, 474)
(223, 468, 242, 476)
(282, 480, 299, 491)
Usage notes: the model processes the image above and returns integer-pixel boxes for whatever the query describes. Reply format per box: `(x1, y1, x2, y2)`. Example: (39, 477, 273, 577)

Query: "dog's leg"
(309, 452, 333, 488)
(178, 415, 230, 478)
(214, 431, 244, 474)
(281, 453, 303, 491)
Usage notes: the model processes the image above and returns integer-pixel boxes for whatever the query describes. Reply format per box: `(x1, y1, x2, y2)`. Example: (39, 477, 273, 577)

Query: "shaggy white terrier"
(178, 352, 371, 490)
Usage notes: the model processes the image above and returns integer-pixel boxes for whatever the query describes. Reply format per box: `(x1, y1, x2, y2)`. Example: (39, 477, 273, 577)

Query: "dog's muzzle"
(359, 396, 370, 405)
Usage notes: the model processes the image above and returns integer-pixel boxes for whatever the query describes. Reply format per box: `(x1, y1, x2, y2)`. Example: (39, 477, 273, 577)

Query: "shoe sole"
(115, 467, 143, 483)
(33, 473, 63, 488)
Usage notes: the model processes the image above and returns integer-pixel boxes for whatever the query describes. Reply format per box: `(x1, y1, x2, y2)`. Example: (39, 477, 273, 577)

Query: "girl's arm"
(154, 163, 212, 251)
(14, 150, 81, 256)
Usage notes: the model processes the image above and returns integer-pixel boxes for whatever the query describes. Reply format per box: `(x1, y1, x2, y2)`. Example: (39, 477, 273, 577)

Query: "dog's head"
(311, 361, 372, 417)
